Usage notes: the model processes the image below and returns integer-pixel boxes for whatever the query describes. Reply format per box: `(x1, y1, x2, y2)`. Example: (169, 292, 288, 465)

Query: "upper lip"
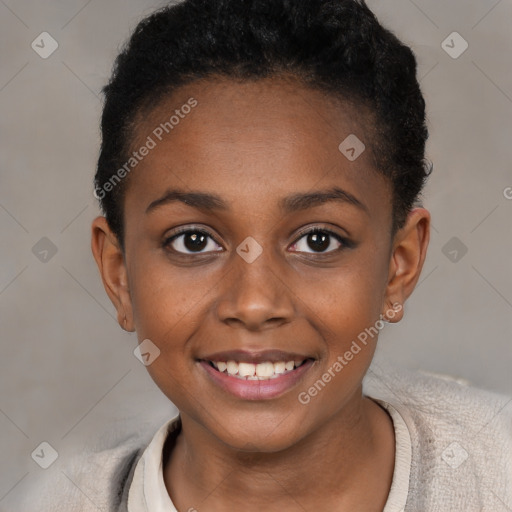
(199, 349, 314, 364)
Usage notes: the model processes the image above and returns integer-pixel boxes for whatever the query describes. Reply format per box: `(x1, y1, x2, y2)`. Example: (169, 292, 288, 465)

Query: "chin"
(210, 411, 310, 454)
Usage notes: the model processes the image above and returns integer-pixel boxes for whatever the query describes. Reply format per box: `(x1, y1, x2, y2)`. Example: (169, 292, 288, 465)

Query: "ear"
(382, 208, 430, 323)
(91, 216, 135, 332)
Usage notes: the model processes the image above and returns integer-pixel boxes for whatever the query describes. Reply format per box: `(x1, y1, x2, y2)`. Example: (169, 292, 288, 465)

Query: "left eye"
(290, 229, 345, 254)
(164, 230, 223, 254)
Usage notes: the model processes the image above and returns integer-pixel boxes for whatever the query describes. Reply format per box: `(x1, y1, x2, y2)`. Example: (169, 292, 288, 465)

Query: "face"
(92, 76, 429, 452)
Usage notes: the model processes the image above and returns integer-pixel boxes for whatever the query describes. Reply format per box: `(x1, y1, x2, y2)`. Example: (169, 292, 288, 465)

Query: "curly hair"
(94, 0, 431, 251)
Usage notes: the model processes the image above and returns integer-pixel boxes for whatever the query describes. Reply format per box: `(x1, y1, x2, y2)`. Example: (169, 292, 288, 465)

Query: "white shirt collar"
(127, 399, 411, 512)
(127, 413, 181, 512)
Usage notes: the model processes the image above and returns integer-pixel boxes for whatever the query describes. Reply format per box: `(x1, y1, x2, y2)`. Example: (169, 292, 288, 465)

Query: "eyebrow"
(145, 186, 368, 215)
(281, 187, 368, 215)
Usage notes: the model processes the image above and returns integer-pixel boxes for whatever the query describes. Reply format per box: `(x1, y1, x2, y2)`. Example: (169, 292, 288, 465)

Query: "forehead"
(124, 76, 390, 219)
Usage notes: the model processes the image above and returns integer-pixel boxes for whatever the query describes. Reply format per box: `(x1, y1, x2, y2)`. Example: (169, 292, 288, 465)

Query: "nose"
(215, 249, 295, 331)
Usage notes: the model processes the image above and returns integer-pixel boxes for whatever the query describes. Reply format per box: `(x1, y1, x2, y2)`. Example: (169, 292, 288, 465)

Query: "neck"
(164, 391, 395, 511)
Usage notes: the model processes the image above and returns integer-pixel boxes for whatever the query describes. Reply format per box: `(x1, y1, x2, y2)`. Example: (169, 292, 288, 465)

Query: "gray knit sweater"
(13, 365, 512, 511)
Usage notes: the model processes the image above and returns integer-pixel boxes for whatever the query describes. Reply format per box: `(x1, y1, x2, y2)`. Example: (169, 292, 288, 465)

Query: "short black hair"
(94, 0, 431, 251)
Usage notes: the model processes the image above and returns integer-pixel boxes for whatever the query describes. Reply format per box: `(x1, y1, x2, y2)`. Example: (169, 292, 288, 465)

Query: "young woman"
(27, 0, 512, 510)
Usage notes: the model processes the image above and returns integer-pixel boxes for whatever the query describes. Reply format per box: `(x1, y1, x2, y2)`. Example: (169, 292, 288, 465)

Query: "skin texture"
(91, 77, 430, 511)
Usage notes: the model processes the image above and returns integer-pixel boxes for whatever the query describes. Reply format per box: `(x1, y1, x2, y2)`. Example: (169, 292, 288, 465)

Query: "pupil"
(308, 232, 329, 252)
(185, 232, 207, 252)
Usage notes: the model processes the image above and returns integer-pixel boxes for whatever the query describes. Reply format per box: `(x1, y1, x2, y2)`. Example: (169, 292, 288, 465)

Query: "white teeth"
(238, 362, 256, 377)
(256, 362, 274, 377)
(209, 359, 307, 380)
(226, 360, 239, 375)
(274, 362, 286, 374)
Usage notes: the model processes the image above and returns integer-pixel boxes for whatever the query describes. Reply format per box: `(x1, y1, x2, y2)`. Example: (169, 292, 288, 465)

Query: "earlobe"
(383, 208, 430, 323)
(90, 216, 135, 332)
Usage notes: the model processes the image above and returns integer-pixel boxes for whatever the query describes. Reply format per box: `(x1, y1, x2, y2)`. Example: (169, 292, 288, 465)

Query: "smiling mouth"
(202, 358, 314, 380)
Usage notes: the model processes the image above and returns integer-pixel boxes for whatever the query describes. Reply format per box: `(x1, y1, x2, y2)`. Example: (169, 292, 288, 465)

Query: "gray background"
(1, 0, 511, 507)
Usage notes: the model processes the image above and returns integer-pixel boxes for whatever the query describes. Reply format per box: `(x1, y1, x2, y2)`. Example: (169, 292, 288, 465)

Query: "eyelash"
(292, 227, 352, 253)
(163, 227, 219, 255)
(162, 225, 352, 256)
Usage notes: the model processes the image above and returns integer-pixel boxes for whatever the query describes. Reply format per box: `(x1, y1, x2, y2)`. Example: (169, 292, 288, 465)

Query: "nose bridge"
(215, 242, 294, 329)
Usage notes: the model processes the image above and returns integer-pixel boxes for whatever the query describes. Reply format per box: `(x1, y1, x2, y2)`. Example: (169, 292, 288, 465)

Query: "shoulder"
(365, 363, 512, 510)
(10, 416, 172, 512)
(365, 362, 512, 434)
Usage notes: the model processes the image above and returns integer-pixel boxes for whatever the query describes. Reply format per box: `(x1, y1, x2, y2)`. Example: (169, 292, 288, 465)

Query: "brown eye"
(290, 228, 348, 254)
(164, 229, 223, 255)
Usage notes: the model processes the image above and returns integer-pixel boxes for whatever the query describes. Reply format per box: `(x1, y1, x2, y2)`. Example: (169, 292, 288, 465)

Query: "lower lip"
(199, 360, 315, 400)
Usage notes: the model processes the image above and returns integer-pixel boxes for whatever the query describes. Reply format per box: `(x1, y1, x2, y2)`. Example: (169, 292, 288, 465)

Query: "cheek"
(128, 251, 215, 352)
(296, 250, 388, 370)
(299, 257, 387, 340)
(128, 256, 216, 405)
(292, 260, 386, 414)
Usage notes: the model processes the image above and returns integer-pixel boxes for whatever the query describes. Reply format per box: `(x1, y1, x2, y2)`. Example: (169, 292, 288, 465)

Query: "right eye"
(163, 227, 224, 255)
